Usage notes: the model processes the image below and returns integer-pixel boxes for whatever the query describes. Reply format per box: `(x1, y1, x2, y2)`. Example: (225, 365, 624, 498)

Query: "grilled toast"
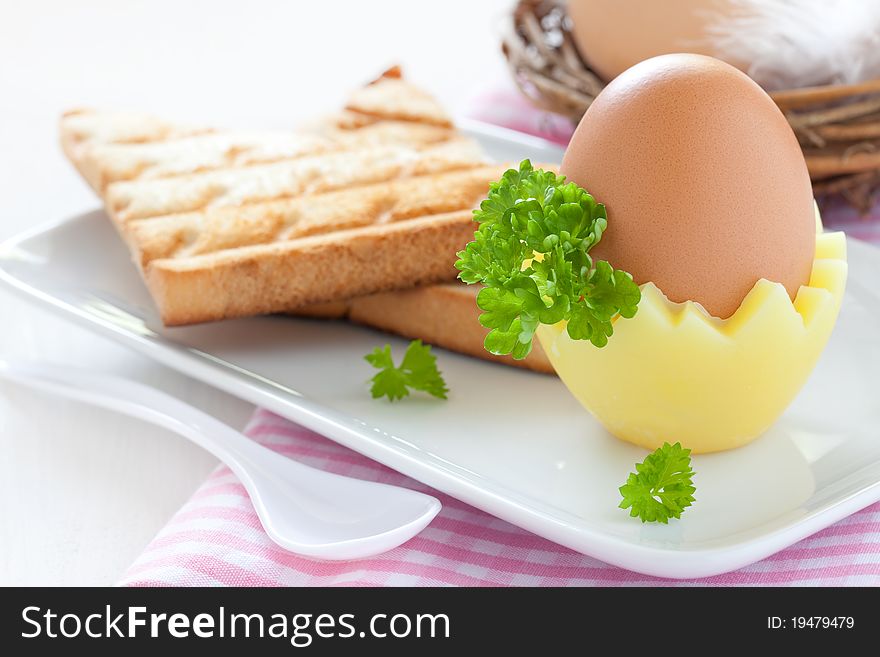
(61, 69, 492, 325)
(61, 68, 552, 373)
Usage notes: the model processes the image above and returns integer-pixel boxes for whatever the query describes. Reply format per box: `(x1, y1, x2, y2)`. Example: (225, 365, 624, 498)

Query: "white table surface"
(0, 0, 512, 585)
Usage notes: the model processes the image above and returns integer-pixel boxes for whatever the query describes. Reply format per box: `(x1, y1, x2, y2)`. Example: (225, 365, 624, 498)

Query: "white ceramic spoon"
(0, 359, 441, 560)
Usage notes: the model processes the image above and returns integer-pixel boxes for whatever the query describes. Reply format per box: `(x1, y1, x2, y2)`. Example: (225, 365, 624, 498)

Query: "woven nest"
(502, 0, 880, 213)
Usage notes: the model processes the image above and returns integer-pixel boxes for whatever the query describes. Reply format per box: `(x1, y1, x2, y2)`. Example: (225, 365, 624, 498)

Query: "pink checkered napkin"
(119, 409, 880, 587)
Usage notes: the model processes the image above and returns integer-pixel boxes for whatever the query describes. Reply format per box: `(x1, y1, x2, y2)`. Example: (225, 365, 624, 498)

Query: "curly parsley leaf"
(365, 340, 448, 402)
(619, 442, 696, 523)
(454, 159, 640, 359)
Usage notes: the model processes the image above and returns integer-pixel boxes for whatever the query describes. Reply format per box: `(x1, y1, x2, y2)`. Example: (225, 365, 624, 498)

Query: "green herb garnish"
(619, 442, 696, 523)
(365, 339, 448, 402)
(454, 160, 640, 359)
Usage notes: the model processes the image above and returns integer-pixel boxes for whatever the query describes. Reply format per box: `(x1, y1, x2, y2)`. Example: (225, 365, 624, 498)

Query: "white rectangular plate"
(2, 122, 880, 579)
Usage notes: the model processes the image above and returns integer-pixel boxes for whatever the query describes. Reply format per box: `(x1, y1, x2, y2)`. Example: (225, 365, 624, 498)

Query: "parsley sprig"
(455, 160, 640, 359)
(365, 340, 448, 402)
(619, 442, 696, 523)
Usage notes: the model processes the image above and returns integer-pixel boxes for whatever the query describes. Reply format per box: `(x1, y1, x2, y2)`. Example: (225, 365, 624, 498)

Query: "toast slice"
(61, 69, 554, 374)
(61, 69, 494, 325)
(297, 282, 554, 374)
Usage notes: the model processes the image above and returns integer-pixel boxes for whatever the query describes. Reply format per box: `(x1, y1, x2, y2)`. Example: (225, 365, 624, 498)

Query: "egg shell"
(561, 54, 816, 319)
(567, 0, 749, 82)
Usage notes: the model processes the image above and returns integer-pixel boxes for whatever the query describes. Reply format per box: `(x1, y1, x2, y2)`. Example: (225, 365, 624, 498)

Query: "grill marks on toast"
(128, 165, 506, 267)
(60, 108, 214, 189)
(105, 138, 487, 225)
(78, 120, 459, 192)
(60, 71, 492, 324)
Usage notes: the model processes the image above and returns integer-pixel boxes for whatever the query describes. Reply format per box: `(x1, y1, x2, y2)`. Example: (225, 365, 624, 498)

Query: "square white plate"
(2, 122, 879, 579)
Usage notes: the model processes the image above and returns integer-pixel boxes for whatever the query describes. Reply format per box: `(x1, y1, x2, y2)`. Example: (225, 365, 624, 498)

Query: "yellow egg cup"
(536, 217, 847, 454)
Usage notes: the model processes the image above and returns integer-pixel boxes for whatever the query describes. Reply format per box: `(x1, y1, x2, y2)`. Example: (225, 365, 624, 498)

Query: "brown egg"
(561, 54, 815, 319)
(567, 0, 750, 82)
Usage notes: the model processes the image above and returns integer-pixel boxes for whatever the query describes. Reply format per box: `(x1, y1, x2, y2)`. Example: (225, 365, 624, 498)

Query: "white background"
(0, 0, 511, 585)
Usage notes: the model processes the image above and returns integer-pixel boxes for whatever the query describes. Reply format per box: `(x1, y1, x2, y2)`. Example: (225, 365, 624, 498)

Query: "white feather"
(704, 0, 880, 90)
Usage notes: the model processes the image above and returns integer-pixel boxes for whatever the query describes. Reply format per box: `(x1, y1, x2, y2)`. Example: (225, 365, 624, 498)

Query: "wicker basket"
(502, 0, 880, 212)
